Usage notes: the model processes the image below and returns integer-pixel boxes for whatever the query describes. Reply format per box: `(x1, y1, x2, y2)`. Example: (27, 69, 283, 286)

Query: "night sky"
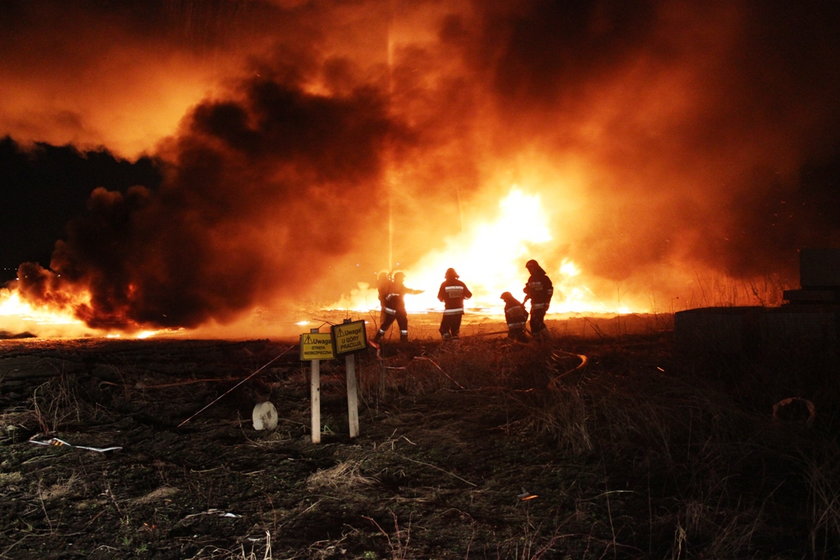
(2, 0, 840, 330)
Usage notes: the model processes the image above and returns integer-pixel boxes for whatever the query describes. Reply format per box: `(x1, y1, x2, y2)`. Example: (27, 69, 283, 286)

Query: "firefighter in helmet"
(500, 291, 529, 342)
(373, 271, 422, 343)
(437, 267, 472, 339)
(523, 259, 553, 339)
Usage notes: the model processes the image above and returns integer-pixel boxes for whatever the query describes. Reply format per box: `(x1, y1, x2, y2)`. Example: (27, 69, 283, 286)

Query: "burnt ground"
(0, 325, 838, 559)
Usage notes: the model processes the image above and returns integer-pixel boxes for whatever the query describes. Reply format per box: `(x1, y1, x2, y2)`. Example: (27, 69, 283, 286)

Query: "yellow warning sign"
(331, 320, 368, 355)
(299, 332, 335, 361)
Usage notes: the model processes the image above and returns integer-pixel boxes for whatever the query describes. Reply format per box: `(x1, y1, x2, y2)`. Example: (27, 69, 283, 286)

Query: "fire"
(0, 287, 168, 339)
(333, 186, 645, 316)
(0, 287, 93, 337)
(402, 187, 551, 312)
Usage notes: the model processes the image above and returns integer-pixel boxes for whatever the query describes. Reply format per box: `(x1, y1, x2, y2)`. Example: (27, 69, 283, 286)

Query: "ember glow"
(2, 1, 839, 338)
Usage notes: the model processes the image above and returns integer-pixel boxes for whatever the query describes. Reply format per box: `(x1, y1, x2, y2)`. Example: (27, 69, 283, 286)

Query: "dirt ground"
(0, 319, 836, 559)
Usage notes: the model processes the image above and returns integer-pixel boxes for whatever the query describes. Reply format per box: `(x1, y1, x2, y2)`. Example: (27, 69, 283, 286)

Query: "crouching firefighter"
(373, 271, 423, 343)
(500, 291, 529, 342)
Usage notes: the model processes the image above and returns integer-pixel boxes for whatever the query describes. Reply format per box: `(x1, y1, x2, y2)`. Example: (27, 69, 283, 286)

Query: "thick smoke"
(5, 0, 840, 331)
(17, 72, 397, 330)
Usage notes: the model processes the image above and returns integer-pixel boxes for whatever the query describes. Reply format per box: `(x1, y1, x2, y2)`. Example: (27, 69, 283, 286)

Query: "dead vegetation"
(0, 328, 838, 559)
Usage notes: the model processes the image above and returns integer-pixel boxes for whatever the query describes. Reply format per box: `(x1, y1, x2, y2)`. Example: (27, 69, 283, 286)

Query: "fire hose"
(548, 349, 588, 389)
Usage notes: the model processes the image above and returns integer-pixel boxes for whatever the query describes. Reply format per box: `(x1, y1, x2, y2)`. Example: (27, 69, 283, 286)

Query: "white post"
(310, 327, 322, 444)
(345, 353, 359, 438)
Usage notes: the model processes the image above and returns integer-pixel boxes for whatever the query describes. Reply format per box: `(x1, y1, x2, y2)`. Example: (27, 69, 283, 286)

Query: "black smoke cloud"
(16, 72, 397, 330)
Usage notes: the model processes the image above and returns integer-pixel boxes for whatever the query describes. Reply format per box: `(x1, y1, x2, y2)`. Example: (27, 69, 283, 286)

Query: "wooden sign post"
(331, 319, 368, 439)
(310, 358, 321, 443)
(299, 328, 335, 443)
(345, 354, 359, 438)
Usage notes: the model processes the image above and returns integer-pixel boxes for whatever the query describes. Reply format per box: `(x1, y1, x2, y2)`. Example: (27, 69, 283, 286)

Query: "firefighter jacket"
(437, 279, 472, 315)
(504, 301, 529, 329)
(524, 272, 554, 309)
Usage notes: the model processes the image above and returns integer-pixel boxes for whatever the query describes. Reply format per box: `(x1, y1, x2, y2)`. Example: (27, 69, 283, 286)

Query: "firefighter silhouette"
(437, 268, 472, 339)
(373, 271, 422, 343)
(500, 291, 529, 342)
(523, 259, 553, 339)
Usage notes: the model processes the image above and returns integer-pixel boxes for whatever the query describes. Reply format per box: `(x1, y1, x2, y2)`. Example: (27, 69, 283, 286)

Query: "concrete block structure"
(675, 249, 840, 358)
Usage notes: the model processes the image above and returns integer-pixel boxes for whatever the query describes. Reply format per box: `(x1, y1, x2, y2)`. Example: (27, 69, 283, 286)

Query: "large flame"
(0, 286, 165, 339)
(332, 186, 640, 316)
(0, 287, 92, 337)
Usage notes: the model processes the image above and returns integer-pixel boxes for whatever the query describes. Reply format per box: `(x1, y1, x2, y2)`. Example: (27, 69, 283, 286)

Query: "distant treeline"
(0, 136, 162, 282)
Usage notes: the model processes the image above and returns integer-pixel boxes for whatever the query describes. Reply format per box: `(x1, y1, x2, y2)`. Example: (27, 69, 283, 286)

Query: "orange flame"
(0, 287, 168, 339)
(0, 287, 93, 337)
(333, 186, 644, 315)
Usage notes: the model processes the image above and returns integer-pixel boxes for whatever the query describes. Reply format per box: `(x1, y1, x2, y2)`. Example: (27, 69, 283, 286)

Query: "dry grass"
(306, 460, 378, 491)
(31, 375, 82, 435)
(362, 332, 840, 559)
